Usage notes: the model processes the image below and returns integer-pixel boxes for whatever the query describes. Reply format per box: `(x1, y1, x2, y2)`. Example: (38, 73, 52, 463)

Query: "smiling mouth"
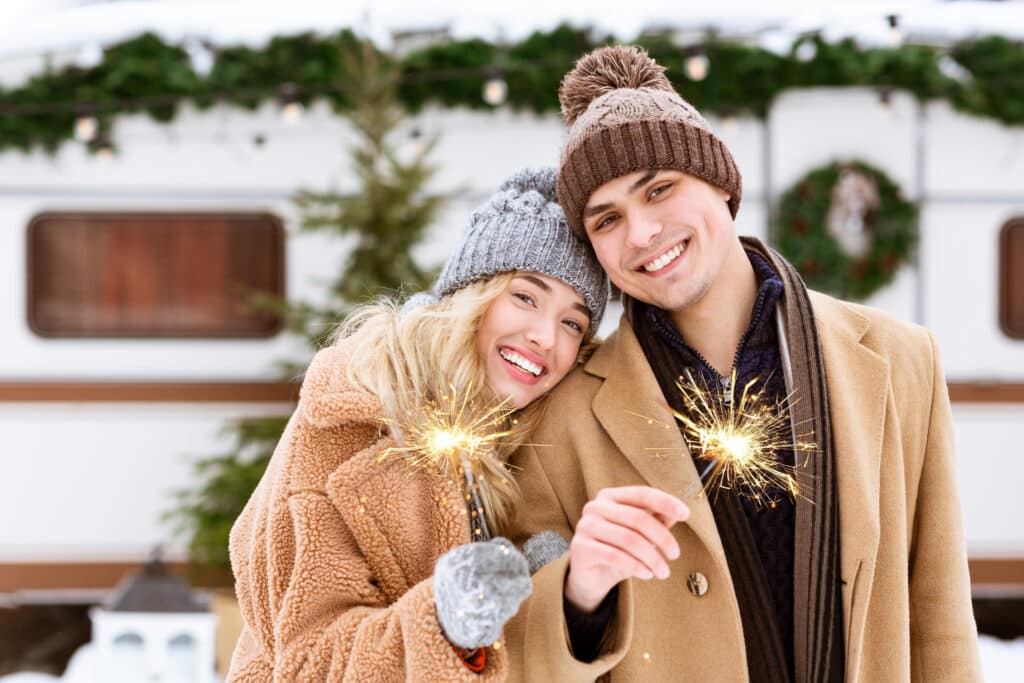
(638, 238, 690, 273)
(499, 348, 544, 377)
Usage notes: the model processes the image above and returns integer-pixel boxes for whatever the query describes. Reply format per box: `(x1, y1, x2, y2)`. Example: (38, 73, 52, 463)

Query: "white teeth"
(499, 349, 542, 376)
(643, 241, 686, 272)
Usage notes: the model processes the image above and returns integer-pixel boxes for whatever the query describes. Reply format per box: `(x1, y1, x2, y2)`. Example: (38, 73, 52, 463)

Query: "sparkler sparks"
(635, 369, 815, 507)
(378, 383, 521, 539)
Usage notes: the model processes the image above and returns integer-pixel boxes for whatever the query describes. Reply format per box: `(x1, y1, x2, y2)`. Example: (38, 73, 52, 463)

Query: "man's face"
(582, 169, 735, 312)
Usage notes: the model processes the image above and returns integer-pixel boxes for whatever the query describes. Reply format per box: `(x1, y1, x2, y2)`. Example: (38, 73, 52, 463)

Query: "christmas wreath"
(773, 160, 918, 301)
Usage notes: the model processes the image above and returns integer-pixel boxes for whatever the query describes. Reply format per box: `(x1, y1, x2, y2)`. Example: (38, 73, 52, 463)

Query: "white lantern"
(90, 559, 217, 683)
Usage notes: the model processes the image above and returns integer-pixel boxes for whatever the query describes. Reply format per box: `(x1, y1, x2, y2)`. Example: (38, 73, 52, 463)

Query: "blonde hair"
(333, 273, 538, 535)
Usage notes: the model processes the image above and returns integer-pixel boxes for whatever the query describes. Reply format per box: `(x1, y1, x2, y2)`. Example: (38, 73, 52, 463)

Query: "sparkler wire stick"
(461, 453, 492, 542)
(680, 456, 721, 501)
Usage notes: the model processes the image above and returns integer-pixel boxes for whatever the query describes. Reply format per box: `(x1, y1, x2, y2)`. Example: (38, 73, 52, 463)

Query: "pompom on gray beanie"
(434, 166, 608, 330)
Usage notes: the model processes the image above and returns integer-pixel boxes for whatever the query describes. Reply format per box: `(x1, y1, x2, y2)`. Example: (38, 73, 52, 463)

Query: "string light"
(685, 51, 710, 81)
(281, 101, 304, 124)
(887, 14, 904, 49)
(482, 75, 507, 106)
(403, 126, 427, 159)
(94, 134, 114, 162)
(73, 115, 98, 143)
(877, 87, 894, 112)
(723, 117, 738, 135)
(251, 133, 267, 158)
(279, 83, 304, 125)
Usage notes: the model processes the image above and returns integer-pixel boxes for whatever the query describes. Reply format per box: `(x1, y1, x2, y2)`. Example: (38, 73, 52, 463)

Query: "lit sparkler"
(379, 383, 520, 540)
(634, 369, 815, 507)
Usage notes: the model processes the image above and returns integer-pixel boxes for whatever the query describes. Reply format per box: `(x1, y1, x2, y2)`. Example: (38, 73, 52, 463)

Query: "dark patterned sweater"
(641, 250, 795, 676)
(565, 252, 797, 674)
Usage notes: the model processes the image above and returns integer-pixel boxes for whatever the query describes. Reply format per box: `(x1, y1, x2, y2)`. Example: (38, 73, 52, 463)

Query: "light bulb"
(685, 54, 709, 81)
(281, 101, 303, 124)
(74, 116, 98, 143)
(482, 78, 507, 106)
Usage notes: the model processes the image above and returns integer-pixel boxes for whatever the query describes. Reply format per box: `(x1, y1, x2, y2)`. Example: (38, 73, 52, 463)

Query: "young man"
(503, 45, 981, 682)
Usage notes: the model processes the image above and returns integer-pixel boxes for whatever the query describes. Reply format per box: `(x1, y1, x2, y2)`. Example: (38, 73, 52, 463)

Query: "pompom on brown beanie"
(556, 45, 743, 237)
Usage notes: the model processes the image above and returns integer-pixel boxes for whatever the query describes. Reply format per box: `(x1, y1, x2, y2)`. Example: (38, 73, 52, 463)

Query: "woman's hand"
(434, 537, 532, 649)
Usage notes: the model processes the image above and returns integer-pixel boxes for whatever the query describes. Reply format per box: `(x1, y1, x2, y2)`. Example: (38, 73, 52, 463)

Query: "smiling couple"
(226, 45, 981, 683)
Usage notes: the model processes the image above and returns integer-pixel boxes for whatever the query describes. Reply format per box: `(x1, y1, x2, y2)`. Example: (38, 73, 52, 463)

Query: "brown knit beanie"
(556, 45, 742, 237)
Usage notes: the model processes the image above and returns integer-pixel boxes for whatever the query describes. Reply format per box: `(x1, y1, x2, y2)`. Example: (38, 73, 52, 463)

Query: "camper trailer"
(0, 3, 1022, 677)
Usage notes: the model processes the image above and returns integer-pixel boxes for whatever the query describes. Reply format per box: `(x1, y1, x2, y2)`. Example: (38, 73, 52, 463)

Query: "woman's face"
(476, 272, 591, 409)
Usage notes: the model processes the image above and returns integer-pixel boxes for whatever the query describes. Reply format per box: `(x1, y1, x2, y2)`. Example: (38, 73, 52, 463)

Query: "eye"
(513, 291, 536, 306)
(562, 318, 585, 334)
(648, 182, 673, 200)
(590, 213, 618, 234)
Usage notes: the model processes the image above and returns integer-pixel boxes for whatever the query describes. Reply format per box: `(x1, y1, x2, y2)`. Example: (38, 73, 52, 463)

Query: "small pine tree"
(166, 41, 446, 572)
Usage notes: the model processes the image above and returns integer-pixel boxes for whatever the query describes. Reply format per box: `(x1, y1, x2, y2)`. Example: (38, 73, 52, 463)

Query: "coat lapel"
(810, 293, 886, 661)
(590, 295, 887, 671)
(587, 317, 728, 567)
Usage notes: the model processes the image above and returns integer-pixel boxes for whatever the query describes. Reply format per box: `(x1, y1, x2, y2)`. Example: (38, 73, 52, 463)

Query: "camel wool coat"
(503, 291, 982, 682)
(225, 343, 508, 682)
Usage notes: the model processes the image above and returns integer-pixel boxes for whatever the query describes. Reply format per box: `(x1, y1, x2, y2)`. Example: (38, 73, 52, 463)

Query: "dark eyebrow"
(583, 169, 662, 218)
(516, 274, 551, 292)
(628, 169, 660, 194)
(517, 274, 592, 321)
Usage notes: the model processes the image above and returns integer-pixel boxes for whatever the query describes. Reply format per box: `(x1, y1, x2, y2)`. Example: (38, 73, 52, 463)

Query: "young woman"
(225, 167, 607, 682)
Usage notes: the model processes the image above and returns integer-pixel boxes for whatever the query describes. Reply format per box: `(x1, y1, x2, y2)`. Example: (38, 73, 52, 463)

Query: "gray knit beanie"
(434, 166, 608, 330)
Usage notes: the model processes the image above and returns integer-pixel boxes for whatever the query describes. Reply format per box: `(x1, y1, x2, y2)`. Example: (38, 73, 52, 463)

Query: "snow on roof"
(0, 0, 1022, 65)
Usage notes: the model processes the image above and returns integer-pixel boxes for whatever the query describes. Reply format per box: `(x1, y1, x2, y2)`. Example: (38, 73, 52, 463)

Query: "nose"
(525, 315, 558, 351)
(625, 210, 662, 249)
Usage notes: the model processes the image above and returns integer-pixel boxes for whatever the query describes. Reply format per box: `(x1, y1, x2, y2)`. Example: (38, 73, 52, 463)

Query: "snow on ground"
(0, 635, 1021, 682)
(0, 641, 222, 683)
(980, 634, 1024, 683)
(0, 675, 59, 683)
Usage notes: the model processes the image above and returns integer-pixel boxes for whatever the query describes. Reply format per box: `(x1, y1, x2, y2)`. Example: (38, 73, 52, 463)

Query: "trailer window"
(1001, 218, 1024, 339)
(27, 212, 285, 338)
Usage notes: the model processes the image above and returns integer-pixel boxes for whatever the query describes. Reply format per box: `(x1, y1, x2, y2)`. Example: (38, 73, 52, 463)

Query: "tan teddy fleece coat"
(226, 343, 508, 682)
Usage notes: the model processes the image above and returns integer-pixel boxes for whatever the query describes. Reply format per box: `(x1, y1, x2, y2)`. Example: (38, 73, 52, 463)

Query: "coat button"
(687, 572, 709, 596)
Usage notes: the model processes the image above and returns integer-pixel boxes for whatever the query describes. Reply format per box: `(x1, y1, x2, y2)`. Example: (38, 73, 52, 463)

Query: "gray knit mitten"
(522, 530, 570, 575)
(434, 537, 532, 649)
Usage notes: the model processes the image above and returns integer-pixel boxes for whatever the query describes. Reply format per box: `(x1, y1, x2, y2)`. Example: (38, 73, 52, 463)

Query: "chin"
(507, 392, 532, 410)
(488, 378, 527, 409)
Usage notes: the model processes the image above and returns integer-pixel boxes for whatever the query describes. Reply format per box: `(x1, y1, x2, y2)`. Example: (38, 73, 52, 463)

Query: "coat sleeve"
(907, 332, 982, 682)
(227, 486, 506, 683)
(503, 443, 634, 683)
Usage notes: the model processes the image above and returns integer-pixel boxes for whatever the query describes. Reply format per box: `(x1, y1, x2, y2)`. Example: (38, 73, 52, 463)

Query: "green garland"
(0, 27, 1022, 154)
(774, 161, 918, 301)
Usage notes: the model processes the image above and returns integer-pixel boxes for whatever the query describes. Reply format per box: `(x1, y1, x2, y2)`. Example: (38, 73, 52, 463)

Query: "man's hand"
(565, 486, 689, 612)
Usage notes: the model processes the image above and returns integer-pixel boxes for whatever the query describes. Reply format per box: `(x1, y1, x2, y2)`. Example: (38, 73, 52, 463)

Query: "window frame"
(999, 217, 1024, 340)
(26, 211, 286, 339)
